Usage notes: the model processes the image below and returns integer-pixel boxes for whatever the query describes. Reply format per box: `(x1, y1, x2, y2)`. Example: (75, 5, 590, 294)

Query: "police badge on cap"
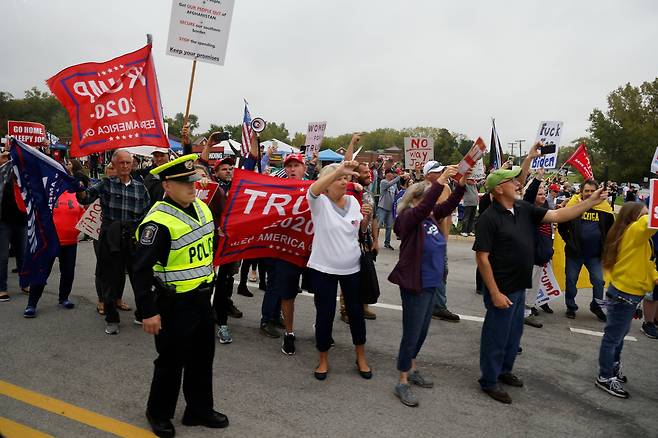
(151, 154, 201, 182)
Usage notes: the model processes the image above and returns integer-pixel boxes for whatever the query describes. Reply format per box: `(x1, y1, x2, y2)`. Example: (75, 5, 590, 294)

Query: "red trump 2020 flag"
(565, 143, 594, 180)
(215, 169, 314, 268)
(46, 44, 168, 157)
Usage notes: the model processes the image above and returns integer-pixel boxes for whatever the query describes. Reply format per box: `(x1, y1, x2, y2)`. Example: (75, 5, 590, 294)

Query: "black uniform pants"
(97, 227, 137, 324)
(213, 263, 236, 325)
(147, 289, 215, 419)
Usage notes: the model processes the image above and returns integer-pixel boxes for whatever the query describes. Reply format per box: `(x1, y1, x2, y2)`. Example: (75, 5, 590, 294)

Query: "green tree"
(588, 78, 658, 182)
(259, 121, 290, 143)
(0, 87, 71, 138)
(290, 132, 305, 147)
(165, 112, 199, 138)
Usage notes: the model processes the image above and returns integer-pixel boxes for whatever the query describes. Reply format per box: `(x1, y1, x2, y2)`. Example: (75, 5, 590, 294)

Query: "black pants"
(310, 269, 365, 352)
(97, 229, 136, 323)
(213, 263, 236, 325)
(27, 244, 77, 307)
(147, 288, 215, 420)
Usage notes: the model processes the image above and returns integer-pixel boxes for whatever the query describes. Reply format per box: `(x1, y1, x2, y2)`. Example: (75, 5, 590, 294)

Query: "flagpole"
(183, 57, 198, 128)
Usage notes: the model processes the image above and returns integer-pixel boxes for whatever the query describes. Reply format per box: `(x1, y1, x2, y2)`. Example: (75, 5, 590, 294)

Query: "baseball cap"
(284, 153, 305, 166)
(549, 184, 560, 192)
(485, 166, 522, 192)
(422, 160, 445, 175)
(152, 147, 169, 154)
(213, 156, 235, 172)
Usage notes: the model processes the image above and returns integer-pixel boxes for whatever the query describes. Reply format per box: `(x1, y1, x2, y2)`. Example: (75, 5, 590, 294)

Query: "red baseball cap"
(213, 156, 235, 172)
(549, 184, 560, 192)
(284, 153, 305, 166)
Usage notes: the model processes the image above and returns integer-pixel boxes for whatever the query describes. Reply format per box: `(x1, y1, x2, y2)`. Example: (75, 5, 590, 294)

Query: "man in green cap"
(132, 154, 229, 437)
(473, 160, 608, 404)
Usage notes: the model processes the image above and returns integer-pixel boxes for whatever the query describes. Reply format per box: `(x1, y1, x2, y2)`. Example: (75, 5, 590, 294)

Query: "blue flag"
(489, 118, 504, 171)
(9, 138, 78, 285)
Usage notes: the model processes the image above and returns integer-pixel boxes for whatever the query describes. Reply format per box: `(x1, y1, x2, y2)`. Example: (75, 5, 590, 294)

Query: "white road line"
(570, 327, 637, 342)
(239, 281, 643, 341)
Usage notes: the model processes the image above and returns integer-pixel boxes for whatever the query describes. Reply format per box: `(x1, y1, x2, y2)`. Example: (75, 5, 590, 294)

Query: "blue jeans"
(260, 259, 282, 325)
(598, 285, 643, 378)
(310, 269, 364, 352)
(27, 244, 77, 308)
(398, 288, 436, 372)
(375, 207, 393, 246)
(479, 289, 525, 389)
(433, 280, 447, 310)
(0, 222, 28, 291)
(565, 256, 604, 311)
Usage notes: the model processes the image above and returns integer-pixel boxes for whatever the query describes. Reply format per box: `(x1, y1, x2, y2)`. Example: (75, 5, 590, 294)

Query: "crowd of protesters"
(1, 126, 657, 434)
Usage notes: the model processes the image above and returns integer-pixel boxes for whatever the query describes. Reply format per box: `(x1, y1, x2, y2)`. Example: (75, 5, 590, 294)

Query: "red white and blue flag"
(240, 100, 252, 157)
(9, 138, 79, 284)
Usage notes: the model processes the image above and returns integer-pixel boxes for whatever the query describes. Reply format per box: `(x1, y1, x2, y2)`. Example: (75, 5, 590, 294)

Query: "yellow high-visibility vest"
(137, 199, 215, 293)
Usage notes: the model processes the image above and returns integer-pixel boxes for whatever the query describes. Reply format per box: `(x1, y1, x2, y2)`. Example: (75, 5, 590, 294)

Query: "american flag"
(241, 101, 252, 157)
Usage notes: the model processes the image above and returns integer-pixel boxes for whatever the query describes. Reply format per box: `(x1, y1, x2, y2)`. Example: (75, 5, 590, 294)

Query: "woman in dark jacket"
(388, 165, 468, 407)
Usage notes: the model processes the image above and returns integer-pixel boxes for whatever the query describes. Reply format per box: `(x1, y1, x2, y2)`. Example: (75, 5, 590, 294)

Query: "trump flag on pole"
(9, 138, 79, 284)
(46, 44, 168, 157)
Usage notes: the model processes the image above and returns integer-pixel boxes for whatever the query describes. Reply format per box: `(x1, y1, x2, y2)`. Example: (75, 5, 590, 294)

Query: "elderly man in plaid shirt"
(77, 149, 151, 335)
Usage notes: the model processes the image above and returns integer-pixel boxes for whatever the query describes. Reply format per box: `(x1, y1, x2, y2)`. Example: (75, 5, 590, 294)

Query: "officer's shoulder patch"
(140, 224, 158, 245)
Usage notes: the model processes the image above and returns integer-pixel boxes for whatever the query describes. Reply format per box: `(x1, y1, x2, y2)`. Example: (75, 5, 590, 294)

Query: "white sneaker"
(105, 323, 120, 335)
(460, 232, 468, 237)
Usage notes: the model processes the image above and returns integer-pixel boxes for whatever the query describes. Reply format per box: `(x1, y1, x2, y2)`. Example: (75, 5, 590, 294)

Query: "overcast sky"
(2, 0, 658, 155)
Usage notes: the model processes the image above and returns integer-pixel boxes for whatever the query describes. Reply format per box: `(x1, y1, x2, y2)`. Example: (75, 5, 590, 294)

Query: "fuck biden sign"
(215, 169, 314, 268)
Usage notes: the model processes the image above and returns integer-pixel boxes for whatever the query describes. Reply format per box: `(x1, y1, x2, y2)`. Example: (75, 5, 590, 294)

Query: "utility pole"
(507, 142, 516, 162)
(515, 139, 526, 165)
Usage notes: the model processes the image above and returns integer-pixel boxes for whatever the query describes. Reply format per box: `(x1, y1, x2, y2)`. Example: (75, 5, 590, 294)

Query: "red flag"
(215, 169, 313, 268)
(46, 44, 168, 157)
(565, 143, 594, 180)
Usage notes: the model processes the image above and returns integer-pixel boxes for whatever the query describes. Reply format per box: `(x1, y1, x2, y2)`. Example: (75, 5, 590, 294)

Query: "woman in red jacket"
(388, 165, 468, 407)
(23, 190, 85, 317)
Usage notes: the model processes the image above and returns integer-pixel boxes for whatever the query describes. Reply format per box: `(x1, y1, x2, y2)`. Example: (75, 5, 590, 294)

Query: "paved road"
(1, 237, 657, 437)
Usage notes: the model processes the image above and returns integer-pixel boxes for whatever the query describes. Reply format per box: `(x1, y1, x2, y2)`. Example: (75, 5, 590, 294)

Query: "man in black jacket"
(557, 179, 614, 321)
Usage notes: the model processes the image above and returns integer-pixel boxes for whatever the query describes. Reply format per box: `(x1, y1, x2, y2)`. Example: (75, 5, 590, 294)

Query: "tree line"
(2, 77, 657, 183)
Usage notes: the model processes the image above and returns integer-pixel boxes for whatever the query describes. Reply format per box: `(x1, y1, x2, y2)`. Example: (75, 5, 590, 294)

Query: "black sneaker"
(524, 316, 543, 328)
(498, 373, 524, 387)
(565, 309, 576, 319)
(540, 303, 554, 314)
(530, 307, 539, 317)
(227, 303, 243, 318)
(432, 308, 460, 322)
(595, 376, 629, 398)
(641, 322, 658, 339)
(260, 321, 281, 338)
(481, 386, 512, 404)
(384, 243, 395, 250)
(236, 284, 253, 297)
(590, 306, 607, 322)
(281, 332, 296, 355)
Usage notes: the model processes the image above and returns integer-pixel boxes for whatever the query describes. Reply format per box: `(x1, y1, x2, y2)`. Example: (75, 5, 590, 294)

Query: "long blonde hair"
(396, 181, 431, 215)
(601, 202, 647, 271)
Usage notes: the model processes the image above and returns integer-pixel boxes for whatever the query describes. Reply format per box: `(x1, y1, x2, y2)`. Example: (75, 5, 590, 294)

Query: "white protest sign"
(471, 158, 486, 180)
(533, 262, 563, 306)
(304, 121, 326, 157)
(531, 121, 562, 170)
(404, 137, 434, 169)
(651, 146, 658, 174)
(75, 199, 102, 240)
(166, 0, 235, 65)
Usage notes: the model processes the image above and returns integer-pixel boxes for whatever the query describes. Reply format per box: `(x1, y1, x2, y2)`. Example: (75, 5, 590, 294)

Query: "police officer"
(132, 154, 228, 437)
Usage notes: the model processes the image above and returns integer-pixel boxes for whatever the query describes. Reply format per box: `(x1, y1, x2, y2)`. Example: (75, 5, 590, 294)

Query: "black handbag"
(359, 232, 380, 304)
